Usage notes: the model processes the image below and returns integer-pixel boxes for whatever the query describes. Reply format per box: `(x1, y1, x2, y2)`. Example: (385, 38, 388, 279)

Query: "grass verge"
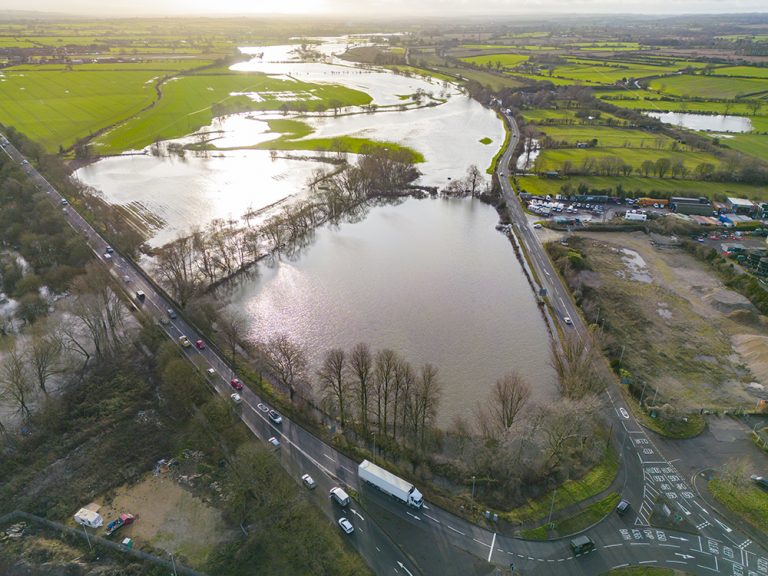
(503, 445, 619, 525)
(709, 478, 768, 535)
(521, 492, 620, 540)
(487, 112, 510, 174)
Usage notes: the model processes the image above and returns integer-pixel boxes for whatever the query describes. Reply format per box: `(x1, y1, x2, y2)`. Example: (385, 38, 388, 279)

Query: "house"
(726, 197, 757, 215)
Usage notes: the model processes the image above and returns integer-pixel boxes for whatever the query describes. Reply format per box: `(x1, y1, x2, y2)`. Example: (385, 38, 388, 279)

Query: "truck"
(624, 212, 647, 222)
(105, 513, 135, 536)
(358, 460, 423, 509)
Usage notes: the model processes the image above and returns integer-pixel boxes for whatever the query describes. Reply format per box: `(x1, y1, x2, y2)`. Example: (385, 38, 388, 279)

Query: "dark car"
(195, 339, 206, 350)
(569, 535, 595, 556)
(751, 475, 768, 491)
(230, 378, 244, 391)
(616, 499, 630, 516)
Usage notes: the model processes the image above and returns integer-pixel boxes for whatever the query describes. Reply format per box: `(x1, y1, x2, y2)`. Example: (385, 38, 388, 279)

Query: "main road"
(3, 127, 767, 575)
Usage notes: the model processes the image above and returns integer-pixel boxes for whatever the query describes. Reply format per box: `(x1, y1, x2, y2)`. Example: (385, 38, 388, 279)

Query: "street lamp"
(471, 475, 476, 501)
(547, 482, 557, 528)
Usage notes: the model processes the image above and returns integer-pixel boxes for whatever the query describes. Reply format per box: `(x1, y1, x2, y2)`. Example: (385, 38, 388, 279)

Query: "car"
(105, 246, 114, 254)
(533, 223, 542, 229)
(103, 253, 112, 261)
(268, 436, 280, 448)
(338, 517, 354, 534)
(616, 499, 630, 516)
(207, 367, 216, 377)
(569, 535, 595, 555)
(230, 378, 243, 391)
(123, 275, 131, 283)
(135, 291, 146, 302)
(230, 393, 242, 404)
(302, 474, 317, 489)
(179, 335, 191, 348)
(167, 308, 177, 320)
(195, 339, 206, 350)
(563, 316, 572, 325)
(268, 410, 283, 425)
(751, 475, 768, 491)
(60, 199, 68, 206)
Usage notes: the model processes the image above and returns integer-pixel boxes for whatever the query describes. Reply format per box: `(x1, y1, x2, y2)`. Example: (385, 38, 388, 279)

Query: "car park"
(302, 474, 317, 489)
(230, 378, 243, 391)
(616, 499, 630, 515)
(338, 517, 354, 534)
(268, 410, 283, 424)
(230, 393, 242, 404)
(179, 335, 191, 348)
(268, 436, 280, 448)
(195, 339, 206, 350)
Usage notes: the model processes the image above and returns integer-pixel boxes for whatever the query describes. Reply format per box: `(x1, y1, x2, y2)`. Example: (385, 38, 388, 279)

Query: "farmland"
(551, 60, 689, 84)
(533, 125, 676, 149)
(595, 92, 759, 115)
(711, 66, 768, 79)
(724, 134, 768, 163)
(534, 147, 721, 175)
(460, 53, 528, 69)
(648, 75, 768, 99)
(516, 175, 768, 201)
(93, 71, 372, 153)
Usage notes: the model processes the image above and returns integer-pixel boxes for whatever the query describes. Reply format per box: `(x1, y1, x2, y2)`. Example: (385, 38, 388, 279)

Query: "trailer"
(358, 460, 423, 509)
(105, 513, 135, 536)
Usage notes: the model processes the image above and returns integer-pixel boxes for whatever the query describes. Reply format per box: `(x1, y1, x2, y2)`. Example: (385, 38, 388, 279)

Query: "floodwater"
(229, 197, 556, 427)
(646, 112, 753, 133)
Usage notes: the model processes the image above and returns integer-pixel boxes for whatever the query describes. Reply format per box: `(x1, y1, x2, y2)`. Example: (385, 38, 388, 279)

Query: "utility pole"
(471, 476, 476, 501)
(82, 525, 92, 552)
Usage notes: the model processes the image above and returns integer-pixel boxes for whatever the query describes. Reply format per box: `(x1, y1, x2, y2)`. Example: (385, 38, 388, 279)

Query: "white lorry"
(358, 460, 424, 509)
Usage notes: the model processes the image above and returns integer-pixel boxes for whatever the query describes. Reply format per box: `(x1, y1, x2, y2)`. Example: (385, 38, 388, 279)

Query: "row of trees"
(545, 156, 716, 179)
(155, 147, 421, 305)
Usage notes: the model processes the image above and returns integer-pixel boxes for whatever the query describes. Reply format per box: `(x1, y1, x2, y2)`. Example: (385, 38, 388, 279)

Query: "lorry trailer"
(358, 460, 423, 509)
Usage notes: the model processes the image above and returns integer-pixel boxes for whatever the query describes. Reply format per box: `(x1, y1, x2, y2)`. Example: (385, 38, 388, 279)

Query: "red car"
(195, 339, 206, 350)
(230, 378, 243, 391)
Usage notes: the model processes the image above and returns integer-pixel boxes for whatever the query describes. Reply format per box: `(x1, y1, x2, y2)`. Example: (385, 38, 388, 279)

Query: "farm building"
(719, 214, 754, 226)
(676, 202, 714, 216)
(726, 197, 757, 215)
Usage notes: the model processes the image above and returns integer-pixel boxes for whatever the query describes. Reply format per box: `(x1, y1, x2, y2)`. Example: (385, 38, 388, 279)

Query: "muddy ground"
(577, 231, 768, 410)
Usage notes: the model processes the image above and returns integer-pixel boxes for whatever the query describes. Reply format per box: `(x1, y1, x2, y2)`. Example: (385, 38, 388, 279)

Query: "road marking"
(630, 542, 650, 546)
(405, 512, 421, 521)
(473, 538, 490, 548)
(351, 509, 364, 521)
(488, 533, 496, 562)
(667, 560, 688, 565)
(604, 544, 622, 549)
(660, 544, 680, 549)
(612, 564, 629, 569)
(639, 560, 657, 564)
(714, 519, 732, 533)
(694, 501, 709, 514)
(422, 504, 430, 510)
(424, 513, 440, 524)
(341, 465, 354, 475)
(446, 525, 465, 536)
(396, 561, 414, 576)
(669, 536, 689, 542)
(376, 547, 381, 552)
(323, 454, 334, 461)
(675, 553, 695, 560)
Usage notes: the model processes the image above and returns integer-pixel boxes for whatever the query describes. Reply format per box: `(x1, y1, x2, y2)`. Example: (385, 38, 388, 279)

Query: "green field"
(724, 133, 768, 162)
(7, 60, 213, 72)
(534, 147, 720, 174)
(568, 42, 643, 51)
(596, 92, 758, 115)
(94, 71, 372, 154)
(509, 72, 579, 86)
(460, 53, 528, 69)
(552, 60, 685, 84)
(711, 66, 768, 79)
(535, 125, 675, 148)
(649, 75, 768, 99)
(522, 108, 630, 125)
(516, 175, 768, 201)
(0, 69, 162, 151)
(445, 67, 526, 90)
(709, 478, 768, 535)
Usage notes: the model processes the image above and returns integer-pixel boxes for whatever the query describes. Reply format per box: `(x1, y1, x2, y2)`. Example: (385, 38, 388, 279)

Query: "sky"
(3, 0, 767, 16)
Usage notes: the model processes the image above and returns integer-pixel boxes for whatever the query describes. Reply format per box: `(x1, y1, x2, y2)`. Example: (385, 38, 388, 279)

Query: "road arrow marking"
(713, 519, 731, 533)
(351, 509, 364, 521)
(397, 561, 414, 576)
(669, 536, 689, 542)
(675, 553, 695, 560)
(693, 501, 709, 514)
(677, 503, 691, 516)
(405, 512, 421, 521)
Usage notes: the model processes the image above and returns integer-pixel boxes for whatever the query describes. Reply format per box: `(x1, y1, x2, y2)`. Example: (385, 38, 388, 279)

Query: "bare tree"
(373, 349, 398, 436)
(410, 363, 442, 449)
(536, 395, 601, 473)
(481, 371, 531, 438)
(347, 342, 373, 435)
(218, 308, 247, 369)
(550, 329, 609, 399)
(0, 348, 33, 422)
(260, 333, 308, 402)
(317, 348, 348, 427)
(392, 356, 415, 441)
(464, 164, 484, 197)
(29, 332, 65, 395)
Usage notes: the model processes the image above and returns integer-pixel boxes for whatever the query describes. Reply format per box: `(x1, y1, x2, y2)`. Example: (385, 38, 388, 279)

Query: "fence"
(0, 510, 207, 576)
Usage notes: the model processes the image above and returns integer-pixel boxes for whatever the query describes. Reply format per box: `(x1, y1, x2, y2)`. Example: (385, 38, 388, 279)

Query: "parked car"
(268, 410, 283, 425)
(230, 378, 243, 391)
(268, 436, 280, 448)
(338, 517, 354, 534)
(302, 474, 317, 489)
(195, 339, 206, 350)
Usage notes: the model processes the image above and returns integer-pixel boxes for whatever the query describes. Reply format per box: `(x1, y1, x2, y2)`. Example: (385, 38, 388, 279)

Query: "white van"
(330, 487, 350, 507)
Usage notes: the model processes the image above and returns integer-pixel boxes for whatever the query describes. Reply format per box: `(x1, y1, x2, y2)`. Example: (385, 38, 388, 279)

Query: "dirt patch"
(575, 231, 767, 409)
(98, 475, 234, 568)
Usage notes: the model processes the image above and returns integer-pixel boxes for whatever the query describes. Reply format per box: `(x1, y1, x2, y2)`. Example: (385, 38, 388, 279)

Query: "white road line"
(341, 465, 354, 474)
(659, 544, 680, 549)
(603, 544, 622, 549)
(639, 560, 657, 564)
(446, 525, 465, 536)
(323, 454, 334, 461)
(612, 564, 629, 569)
(424, 513, 440, 524)
(667, 560, 687, 565)
(694, 501, 709, 514)
(473, 538, 490, 548)
(405, 512, 421, 521)
(488, 533, 496, 562)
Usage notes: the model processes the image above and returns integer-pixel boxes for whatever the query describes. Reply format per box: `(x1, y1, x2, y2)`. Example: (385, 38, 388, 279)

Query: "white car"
(338, 517, 354, 534)
(268, 436, 280, 448)
(563, 316, 573, 325)
(207, 367, 216, 377)
(301, 474, 317, 489)
(533, 223, 542, 229)
(230, 393, 242, 404)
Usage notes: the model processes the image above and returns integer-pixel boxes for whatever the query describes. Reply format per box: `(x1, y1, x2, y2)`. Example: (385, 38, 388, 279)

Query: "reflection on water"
(228, 197, 556, 427)
(646, 112, 753, 133)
